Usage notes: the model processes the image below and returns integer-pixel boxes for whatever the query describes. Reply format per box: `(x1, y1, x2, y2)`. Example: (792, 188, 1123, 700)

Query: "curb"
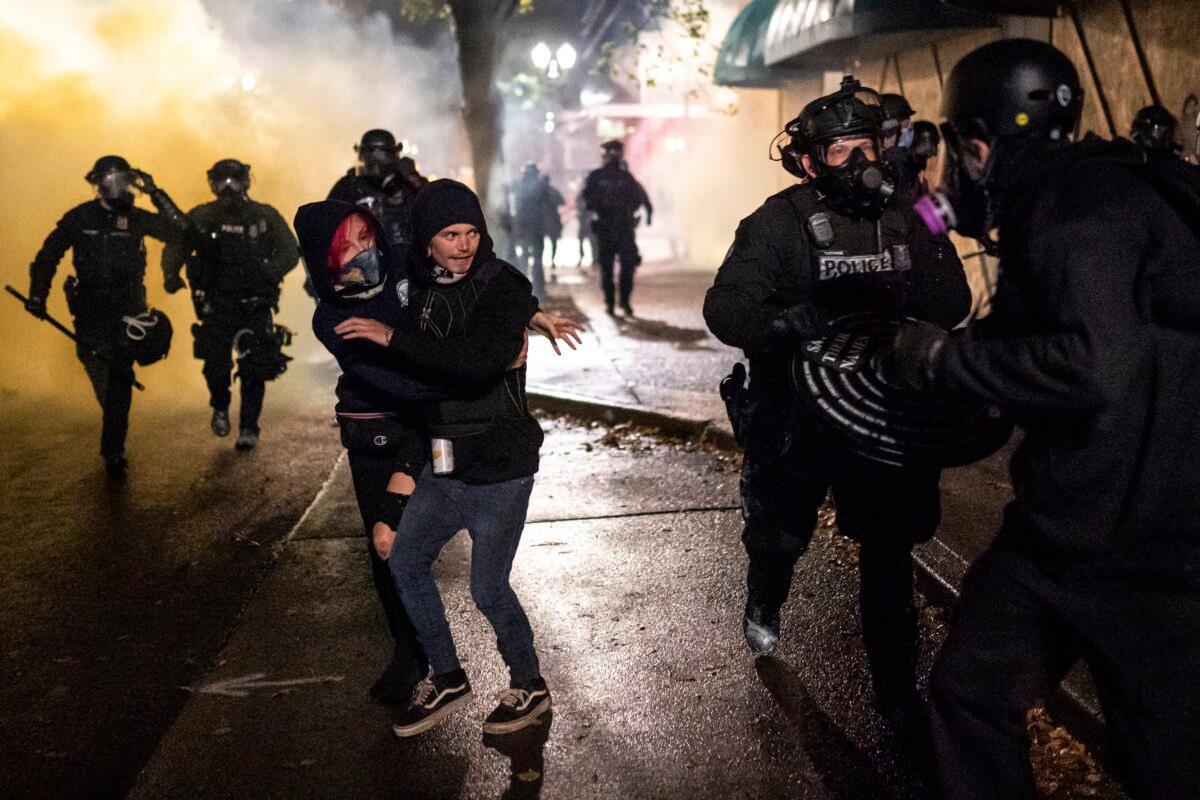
(528, 386, 1109, 757)
(528, 387, 736, 450)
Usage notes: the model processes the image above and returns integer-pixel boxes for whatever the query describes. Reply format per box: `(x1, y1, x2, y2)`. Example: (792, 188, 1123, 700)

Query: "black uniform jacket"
(162, 197, 299, 301)
(327, 170, 418, 254)
(704, 182, 971, 394)
(939, 139, 1200, 564)
(30, 195, 187, 314)
(581, 165, 652, 228)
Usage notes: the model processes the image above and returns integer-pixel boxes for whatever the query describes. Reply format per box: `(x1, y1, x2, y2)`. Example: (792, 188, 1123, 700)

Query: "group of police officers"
(20, 33, 1200, 799)
(22, 128, 650, 475)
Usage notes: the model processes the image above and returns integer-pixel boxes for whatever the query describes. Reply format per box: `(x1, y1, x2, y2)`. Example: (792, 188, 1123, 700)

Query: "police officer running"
(162, 159, 300, 450)
(328, 129, 421, 263)
(893, 39, 1200, 800)
(581, 140, 652, 317)
(703, 77, 970, 725)
(26, 155, 189, 476)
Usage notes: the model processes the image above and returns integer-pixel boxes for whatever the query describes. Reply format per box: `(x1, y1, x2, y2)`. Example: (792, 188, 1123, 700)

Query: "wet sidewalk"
(128, 421, 942, 800)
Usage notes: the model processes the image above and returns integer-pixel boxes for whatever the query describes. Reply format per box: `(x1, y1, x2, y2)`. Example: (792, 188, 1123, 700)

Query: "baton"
(5, 285, 145, 391)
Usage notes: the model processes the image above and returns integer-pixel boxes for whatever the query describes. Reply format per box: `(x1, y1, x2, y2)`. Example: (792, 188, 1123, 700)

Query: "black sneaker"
(211, 408, 231, 437)
(743, 603, 780, 655)
(482, 677, 552, 735)
(392, 670, 472, 737)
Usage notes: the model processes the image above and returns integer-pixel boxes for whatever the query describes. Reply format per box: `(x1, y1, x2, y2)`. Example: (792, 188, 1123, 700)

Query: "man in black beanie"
(335, 179, 553, 738)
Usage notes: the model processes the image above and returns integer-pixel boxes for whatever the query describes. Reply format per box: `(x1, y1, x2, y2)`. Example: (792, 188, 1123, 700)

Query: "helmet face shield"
(95, 169, 135, 201)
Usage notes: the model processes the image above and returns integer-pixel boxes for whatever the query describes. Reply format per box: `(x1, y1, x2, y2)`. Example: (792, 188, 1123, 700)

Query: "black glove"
(884, 319, 949, 392)
(163, 273, 186, 294)
(131, 169, 158, 194)
(24, 294, 46, 319)
(769, 303, 829, 343)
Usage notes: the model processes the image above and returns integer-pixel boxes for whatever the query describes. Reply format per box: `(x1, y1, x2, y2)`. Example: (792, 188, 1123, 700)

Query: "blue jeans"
(390, 466, 540, 684)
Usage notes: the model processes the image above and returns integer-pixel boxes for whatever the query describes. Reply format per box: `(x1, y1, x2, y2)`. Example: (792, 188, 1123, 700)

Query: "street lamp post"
(531, 41, 576, 80)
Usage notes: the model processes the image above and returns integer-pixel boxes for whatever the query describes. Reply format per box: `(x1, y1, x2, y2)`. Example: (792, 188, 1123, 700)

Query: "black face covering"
(814, 147, 891, 217)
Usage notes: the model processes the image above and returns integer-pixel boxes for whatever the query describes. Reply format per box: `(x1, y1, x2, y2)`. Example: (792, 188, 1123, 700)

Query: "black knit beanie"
(411, 179, 488, 247)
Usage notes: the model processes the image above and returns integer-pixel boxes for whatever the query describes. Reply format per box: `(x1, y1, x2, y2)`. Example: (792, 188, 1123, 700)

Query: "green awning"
(764, 0, 1000, 68)
(715, 0, 785, 88)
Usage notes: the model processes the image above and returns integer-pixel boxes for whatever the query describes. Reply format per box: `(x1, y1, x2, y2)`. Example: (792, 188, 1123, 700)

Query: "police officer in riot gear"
(327, 129, 423, 263)
(880, 93, 932, 202)
(581, 140, 652, 316)
(898, 39, 1200, 799)
(27, 155, 189, 475)
(162, 159, 300, 450)
(880, 93, 915, 150)
(1130, 103, 1183, 163)
(704, 77, 969, 725)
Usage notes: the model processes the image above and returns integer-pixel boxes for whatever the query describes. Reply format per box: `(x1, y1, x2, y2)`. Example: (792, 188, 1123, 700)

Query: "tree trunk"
(448, 1, 515, 211)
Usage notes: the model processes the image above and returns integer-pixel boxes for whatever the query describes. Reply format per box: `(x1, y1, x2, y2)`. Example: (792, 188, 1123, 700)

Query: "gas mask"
(96, 171, 135, 210)
(210, 177, 247, 201)
(813, 146, 893, 217)
(913, 123, 992, 241)
(361, 147, 400, 179)
(897, 124, 915, 150)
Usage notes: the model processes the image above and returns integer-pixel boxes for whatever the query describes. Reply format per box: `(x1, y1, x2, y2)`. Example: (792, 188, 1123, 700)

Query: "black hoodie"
(384, 180, 543, 483)
(938, 136, 1200, 566)
(296, 200, 445, 413)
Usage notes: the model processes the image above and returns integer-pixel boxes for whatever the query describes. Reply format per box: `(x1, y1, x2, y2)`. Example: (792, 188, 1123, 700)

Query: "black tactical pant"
(343, 417, 429, 691)
(74, 312, 136, 458)
(594, 222, 638, 307)
(930, 534, 1200, 800)
(740, 392, 941, 700)
(194, 305, 272, 433)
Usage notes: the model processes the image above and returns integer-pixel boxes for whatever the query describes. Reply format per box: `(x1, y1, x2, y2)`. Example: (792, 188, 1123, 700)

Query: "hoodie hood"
(295, 200, 403, 308)
(408, 179, 496, 287)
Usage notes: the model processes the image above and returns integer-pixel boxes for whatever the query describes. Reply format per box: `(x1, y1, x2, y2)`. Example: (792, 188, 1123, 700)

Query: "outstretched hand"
(335, 317, 394, 347)
(528, 311, 583, 355)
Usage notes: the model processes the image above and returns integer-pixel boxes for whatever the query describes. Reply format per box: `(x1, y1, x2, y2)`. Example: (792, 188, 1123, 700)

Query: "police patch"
(817, 250, 894, 281)
(395, 278, 410, 308)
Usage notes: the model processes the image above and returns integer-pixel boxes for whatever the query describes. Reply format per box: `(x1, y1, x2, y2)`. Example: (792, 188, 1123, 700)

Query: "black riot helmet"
(86, 155, 136, 206)
(355, 128, 401, 177)
(911, 120, 941, 163)
(1130, 104, 1182, 161)
(780, 76, 891, 215)
(915, 39, 1083, 242)
(941, 38, 1082, 143)
(880, 93, 916, 148)
(207, 158, 251, 198)
(600, 139, 624, 166)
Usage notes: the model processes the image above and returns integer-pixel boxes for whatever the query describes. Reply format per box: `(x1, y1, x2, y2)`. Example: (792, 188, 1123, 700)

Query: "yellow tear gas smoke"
(0, 0, 462, 407)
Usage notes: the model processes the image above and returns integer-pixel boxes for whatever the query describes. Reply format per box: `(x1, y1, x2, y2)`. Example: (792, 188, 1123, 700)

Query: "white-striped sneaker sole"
(481, 695, 552, 735)
(392, 690, 473, 738)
